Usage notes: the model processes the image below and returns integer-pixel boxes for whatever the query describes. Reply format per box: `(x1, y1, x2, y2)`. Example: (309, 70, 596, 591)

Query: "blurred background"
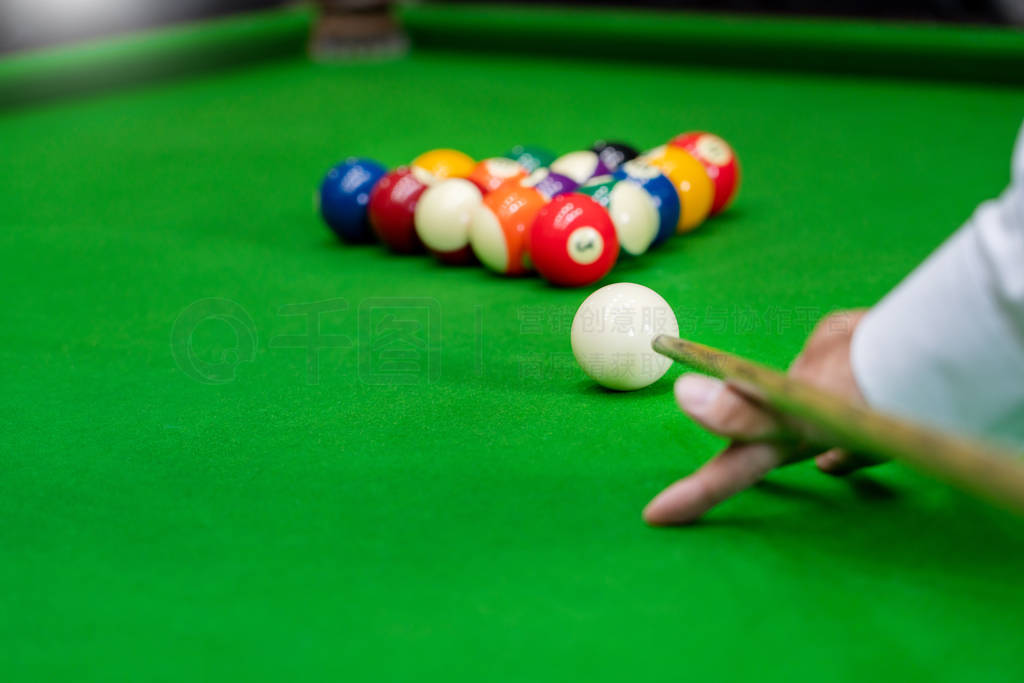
(1, 0, 1022, 55)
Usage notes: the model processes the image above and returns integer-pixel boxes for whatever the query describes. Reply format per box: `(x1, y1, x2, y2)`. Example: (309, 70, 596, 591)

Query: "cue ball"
(318, 157, 387, 242)
(571, 282, 679, 391)
(414, 178, 484, 264)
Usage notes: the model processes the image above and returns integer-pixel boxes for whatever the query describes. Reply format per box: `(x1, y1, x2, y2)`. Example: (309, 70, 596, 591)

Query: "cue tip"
(651, 334, 672, 353)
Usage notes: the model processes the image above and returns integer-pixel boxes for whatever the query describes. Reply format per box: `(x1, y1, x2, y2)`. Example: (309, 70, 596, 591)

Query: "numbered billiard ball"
(590, 140, 639, 173)
(571, 282, 679, 391)
(468, 182, 548, 276)
(412, 148, 476, 179)
(669, 131, 739, 215)
(318, 157, 387, 242)
(642, 145, 713, 233)
(519, 167, 579, 200)
(530, 193, 619, 287)
(577, 175, 659, 258)
(368, 166, 434, 253)
(550, 150, 611, 184)
(414, 178, 483, 265)
(502, 144, 556, 173)
(613, 160, 681, 248)
(467, 157, 528, 194)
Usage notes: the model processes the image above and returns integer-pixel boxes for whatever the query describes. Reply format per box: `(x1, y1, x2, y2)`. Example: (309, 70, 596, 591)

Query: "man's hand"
(644, 310, 876, 525)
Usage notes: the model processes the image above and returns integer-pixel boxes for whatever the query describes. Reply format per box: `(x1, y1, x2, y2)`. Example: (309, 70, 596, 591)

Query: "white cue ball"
(571, 282, 679, 391)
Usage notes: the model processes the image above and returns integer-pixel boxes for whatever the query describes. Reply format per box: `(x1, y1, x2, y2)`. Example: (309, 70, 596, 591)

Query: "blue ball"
(614, 161, 680, 247)
(318, 157, 387, 242)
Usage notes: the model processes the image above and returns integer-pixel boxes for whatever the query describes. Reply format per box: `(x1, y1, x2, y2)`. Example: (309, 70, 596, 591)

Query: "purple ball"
(523, 168, 580, 199)
(593, 158, 613, 178)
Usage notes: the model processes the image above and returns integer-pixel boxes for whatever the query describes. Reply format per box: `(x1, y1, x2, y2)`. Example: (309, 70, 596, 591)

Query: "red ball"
(530, 193, 619, 287)
(368, 167, 431, 253)
(669, 132, 739, 216)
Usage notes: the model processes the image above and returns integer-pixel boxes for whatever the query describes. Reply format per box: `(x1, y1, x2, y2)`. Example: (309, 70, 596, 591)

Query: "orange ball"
(467, 157, 529, 194)
(468, 182, 548, 276)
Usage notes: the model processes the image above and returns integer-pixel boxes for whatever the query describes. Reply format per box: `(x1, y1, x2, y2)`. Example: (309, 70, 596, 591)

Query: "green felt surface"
(2, 4, 1024, 681)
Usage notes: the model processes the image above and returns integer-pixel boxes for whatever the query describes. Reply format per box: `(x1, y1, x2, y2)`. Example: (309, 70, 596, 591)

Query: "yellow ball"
(643, 145, 713, 232)
(411, 148, 476, 180)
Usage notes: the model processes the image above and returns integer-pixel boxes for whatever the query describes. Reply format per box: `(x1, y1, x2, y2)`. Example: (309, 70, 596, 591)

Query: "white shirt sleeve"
(850, 121, 1024, 447)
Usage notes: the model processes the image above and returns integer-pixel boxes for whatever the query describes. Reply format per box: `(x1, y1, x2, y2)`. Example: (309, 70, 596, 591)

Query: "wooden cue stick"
(651, 334, 1024, 516)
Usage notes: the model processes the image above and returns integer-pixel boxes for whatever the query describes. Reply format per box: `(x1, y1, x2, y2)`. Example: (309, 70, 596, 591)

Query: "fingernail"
(818, 452, 838, 467)
(816, 451, 842, 472)
(675, 374, 722, 412)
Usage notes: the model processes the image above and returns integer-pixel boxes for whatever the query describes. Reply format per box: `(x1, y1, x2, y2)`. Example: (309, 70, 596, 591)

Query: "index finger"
(643, 442, 785, 525)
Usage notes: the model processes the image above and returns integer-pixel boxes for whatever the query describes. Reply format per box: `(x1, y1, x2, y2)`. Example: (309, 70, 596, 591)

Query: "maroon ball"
(368, 167, 430, 253)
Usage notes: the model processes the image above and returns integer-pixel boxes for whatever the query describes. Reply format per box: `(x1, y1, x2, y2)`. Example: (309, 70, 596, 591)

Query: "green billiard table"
(2, 4, 1024, 680)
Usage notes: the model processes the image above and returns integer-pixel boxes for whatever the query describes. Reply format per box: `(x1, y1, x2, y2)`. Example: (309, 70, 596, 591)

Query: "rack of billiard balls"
(316, 134, 739, 287)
